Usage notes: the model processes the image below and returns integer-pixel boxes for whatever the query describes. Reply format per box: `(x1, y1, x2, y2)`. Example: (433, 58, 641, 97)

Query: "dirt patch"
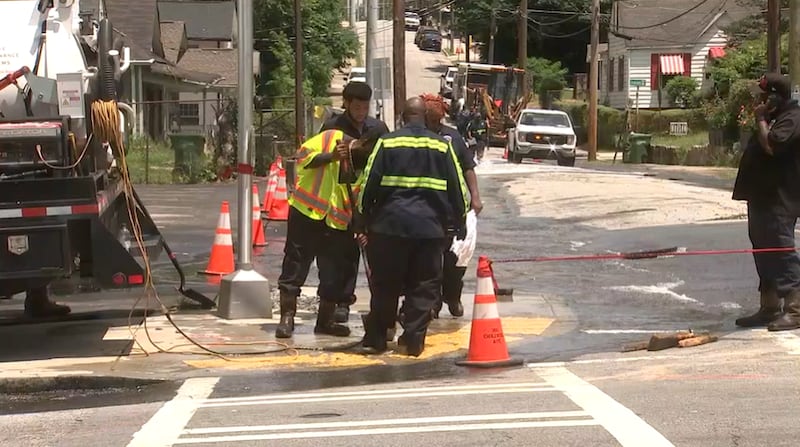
(504, 171, 745, 230)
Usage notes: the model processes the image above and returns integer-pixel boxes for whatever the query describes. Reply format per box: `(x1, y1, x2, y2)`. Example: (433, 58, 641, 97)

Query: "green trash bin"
(168, 134, 206, 182)
(624, 132, 651, 164)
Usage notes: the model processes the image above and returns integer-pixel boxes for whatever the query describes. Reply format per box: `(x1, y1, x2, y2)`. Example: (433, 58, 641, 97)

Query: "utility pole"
(465, 35, 471, 63)
(294, 0, 304, 145)
(393, 0, 406, 118)
(587, 0, 600, 161)
(449, 7, 455, 54)
(488, 1, 497, 64)
(791, 0, 800, 98)
(768, 0, 781, 73)
(366, 0, 378, 116)
(349, 0, 357, 27)
(518, 0, 527, 94)
(217, 0, 271, 320)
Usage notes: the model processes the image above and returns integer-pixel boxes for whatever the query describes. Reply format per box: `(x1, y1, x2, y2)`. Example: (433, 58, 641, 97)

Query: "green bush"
(553, 100, 707, 148)
(665, 76, 699, 108)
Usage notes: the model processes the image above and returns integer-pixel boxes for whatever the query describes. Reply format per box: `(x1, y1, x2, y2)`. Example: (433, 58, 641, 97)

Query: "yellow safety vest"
(289, 130, 353, 230)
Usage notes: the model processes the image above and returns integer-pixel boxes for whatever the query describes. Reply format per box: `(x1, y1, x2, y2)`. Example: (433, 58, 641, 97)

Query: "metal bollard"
(284, 158, 296, 195)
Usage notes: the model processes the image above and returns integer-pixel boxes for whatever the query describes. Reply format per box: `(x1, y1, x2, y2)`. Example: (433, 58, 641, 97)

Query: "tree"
(526, 56, 567, 101)
(254, 0, 358, 100)
(725, 0, 790, 47)
(452, 0, 613, 74)
(665, 76, 699, 108)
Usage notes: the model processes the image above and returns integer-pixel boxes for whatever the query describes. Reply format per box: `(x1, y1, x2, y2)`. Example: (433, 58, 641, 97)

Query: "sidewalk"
(443, 36, 481, 63)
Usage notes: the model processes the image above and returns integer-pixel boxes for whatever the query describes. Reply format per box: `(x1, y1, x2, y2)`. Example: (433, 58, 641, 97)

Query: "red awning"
(708, 47, 726, 59)
(659, 54, 685, 75)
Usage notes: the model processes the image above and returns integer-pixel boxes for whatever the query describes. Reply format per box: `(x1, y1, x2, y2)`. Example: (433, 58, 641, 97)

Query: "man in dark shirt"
(357, 97, 468, 356)
(420, 93, 483, 319)
(319, 82, 390, 323)
(733, 73, 800, 332)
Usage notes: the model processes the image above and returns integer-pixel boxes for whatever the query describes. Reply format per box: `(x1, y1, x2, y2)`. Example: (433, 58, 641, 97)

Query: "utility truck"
(448, 62, 529, 146)
(0, 1, 210, 317)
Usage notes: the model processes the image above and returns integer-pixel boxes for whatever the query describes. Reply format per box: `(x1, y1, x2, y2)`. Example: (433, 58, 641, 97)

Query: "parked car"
(418, 29, 442, 52)
(414, 26, 436, 45)
(404, 12, 421, 30)
(344, 66, 367, 85)
(506, 109, 577, 166)
(440, 66, 457, 97)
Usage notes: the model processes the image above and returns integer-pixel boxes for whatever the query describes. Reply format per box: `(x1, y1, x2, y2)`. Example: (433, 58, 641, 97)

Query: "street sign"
(630, 79, 646, 87)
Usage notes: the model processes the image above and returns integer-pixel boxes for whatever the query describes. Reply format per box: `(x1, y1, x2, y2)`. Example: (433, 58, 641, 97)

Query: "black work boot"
(397, 334, 424, 357)
(314, 301, 351, 337)
(735, 288, 782, 328)
(333, 295, 356, 323)
(275, 292, 297, 339)
(446, 300, 464, 317)
(768, 290, 800, 331)
(24, 287, 70, 318)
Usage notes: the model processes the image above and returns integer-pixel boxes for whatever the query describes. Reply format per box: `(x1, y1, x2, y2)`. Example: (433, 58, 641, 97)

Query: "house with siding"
(79, 0, 245, 137)
(602, 0, 757, 110)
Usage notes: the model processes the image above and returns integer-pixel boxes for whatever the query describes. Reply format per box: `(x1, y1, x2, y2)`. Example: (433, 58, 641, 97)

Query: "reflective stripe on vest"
(290, 129, 355, 230)
(380, 175, 448, 191)
(381, 136, 448, 153)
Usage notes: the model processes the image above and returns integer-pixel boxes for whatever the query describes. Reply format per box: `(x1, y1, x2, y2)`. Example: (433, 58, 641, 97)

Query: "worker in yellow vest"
(276, 128, 381, 339)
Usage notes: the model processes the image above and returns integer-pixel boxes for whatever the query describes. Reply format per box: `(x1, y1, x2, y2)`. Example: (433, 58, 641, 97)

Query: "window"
(519, 112, 571, 128)
(618, 56, 625, 91)
(650, 53, 691, 90)
(609, 57, 615, 92)
(178, 103, 200, 126)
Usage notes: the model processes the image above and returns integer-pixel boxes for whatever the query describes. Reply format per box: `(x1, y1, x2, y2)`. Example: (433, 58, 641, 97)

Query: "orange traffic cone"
(456, 255, 523, 368)
(262, 162, 279, 214)
(503, 146, 508, 160)
(252, 184, 267, 247)
(201, 201, 235, 275)
(266, 168, 289, 221)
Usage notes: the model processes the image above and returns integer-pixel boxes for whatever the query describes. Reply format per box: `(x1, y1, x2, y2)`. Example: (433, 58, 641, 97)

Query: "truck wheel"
(557, 155, 576, 167)
(510, 151, 522, 164)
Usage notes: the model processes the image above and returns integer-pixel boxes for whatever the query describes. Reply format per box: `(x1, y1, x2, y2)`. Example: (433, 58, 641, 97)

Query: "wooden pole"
(768, 0, 781, 73)
(790, 0, 800, 98)
(518, 0, 527, 95)
(393, 0, 406, 118)
(587, 0, 600, 161)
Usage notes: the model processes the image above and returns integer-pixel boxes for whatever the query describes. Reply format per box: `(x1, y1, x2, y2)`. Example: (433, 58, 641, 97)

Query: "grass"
(651, 132, 709, 149)
(125, 136, 176, 184)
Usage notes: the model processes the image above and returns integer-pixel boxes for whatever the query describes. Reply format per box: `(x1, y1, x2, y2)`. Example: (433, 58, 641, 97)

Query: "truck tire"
(557, 155, 576, 167)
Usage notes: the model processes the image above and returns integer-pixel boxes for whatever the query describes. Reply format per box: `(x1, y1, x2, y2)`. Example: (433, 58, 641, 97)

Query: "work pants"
(363, 234, 445, 350)
(278, 207, 356, 304)
(342, 244, 360, 304)
(747, 201, 800, 296)
(437, 243, 466, 312)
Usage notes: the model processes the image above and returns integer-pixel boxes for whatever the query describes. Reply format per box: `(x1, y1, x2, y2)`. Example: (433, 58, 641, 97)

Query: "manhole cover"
(299, 413, 342, 419)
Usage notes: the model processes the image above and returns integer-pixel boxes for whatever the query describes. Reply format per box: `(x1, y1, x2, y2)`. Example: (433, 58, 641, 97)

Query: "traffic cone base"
(202, 201, 235, 275)
(456, 256, 523, 369)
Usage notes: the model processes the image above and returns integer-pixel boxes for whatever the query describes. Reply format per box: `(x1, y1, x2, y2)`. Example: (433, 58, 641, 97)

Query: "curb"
(0, 375, 169, 394)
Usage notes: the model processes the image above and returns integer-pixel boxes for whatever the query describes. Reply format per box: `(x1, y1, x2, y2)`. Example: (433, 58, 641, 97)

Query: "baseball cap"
(758, 73, 791, 99)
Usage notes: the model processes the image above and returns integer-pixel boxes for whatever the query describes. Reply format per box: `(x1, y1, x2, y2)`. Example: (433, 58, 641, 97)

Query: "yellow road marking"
(184, 317, 555, 370)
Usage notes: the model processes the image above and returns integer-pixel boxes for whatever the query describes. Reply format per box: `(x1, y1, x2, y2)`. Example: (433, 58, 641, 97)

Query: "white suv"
(404, 12, 421, 30)
(507, 109, 577, 166)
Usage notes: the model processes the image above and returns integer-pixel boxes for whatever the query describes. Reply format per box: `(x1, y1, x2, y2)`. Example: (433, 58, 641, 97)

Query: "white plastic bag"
(450, 210, 477, 267)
